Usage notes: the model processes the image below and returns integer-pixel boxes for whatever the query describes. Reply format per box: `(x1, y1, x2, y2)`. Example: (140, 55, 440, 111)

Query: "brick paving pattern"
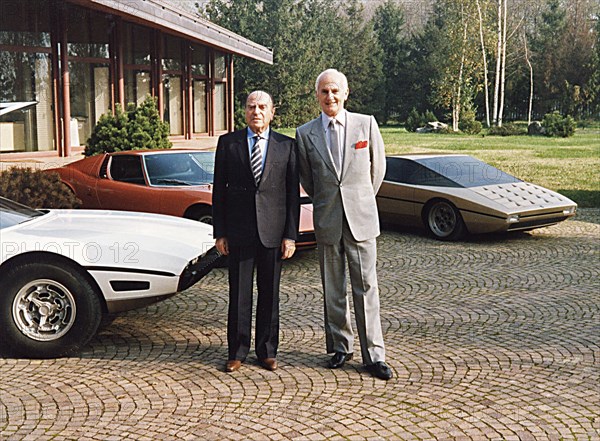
(1, 211, 599, 440)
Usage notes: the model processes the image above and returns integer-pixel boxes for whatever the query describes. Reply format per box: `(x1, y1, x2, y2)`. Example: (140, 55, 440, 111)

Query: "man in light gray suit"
(296, 69, 392, 380)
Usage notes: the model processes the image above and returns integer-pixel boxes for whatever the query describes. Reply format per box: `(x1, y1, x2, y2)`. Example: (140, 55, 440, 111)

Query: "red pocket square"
(355, 140, 368, 149)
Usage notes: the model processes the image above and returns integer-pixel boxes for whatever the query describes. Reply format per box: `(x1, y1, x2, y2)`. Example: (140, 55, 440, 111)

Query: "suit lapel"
(341, 112, 360, 181)
(307, 118, 338, 178)
(259, 134, 277, 186)
(232, 131, 254, 184)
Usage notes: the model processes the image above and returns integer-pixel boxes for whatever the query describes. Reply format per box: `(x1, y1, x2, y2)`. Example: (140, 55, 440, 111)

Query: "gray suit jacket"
(296, 112, 386, 244)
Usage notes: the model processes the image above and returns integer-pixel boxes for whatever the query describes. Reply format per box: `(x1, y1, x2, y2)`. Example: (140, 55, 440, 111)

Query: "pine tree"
(127, 96, 171, 151)
(84, 104, 129, 156)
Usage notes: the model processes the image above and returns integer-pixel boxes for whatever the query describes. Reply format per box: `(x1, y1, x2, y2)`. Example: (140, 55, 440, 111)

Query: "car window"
(109, 155, 146, 185)
(144, 152, 215, 186)
(385, 157, 460, 187)
(0, 197, 43, 229)
(416, 156, 520, 187)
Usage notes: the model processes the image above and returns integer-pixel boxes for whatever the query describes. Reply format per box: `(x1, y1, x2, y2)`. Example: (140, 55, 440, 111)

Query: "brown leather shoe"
(226, 360, 242, 372)
(259, 358, 278, 371)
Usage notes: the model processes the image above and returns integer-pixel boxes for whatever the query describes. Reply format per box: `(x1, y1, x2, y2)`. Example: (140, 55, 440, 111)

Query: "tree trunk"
(492, 0, 502, 124)
(498, 0, 507, 127)
(453, 3, 469, 132)
(477, 0, 491, 128)
(523, 32, 534, 125)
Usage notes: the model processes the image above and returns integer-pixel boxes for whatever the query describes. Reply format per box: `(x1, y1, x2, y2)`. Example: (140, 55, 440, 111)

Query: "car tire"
(188, 206, 213, 225)
(0, 261, 102, 358)
(424, 199, 466, 241)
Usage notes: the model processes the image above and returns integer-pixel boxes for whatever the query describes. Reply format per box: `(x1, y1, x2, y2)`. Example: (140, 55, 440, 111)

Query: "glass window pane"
(191, 44, 207, 76)
(214, 83, 227, 131)
(123, 23, 151, 65)
(69, 62, 111, 146)
(0, 0, 51, 47)
(214, 52, 226, 78)
(125, 70, 151, 107)
(163, 74, 182, 135)
(109, 155, 145, 185)
(67, 6, 110, 58)
(0, 52, 54, 152)
(193, 80, 207, 133)
(162, 35, 182, 71)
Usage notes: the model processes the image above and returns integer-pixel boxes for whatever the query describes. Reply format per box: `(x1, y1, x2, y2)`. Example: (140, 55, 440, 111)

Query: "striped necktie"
(329, 119, 341, 173)
(250, 135, 263, 185)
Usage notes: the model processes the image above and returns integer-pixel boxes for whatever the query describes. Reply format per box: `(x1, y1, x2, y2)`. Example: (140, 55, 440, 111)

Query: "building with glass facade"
(0, 0, 272, 156)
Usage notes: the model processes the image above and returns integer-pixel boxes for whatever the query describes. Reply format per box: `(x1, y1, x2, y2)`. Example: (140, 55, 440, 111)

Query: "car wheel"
(188, 206, 213, 225)
(424, 200, 466, 241)
(0, 262, 102, 358)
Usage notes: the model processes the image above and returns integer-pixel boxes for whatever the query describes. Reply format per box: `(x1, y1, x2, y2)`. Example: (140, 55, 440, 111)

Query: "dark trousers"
(227, 242, 282, 361)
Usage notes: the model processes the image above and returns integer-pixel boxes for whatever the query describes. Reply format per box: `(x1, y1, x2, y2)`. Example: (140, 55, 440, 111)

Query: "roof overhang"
(74, 0, 273, 64)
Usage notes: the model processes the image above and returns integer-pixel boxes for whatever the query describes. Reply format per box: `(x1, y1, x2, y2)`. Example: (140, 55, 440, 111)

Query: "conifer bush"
(488, 123, 526, 136)
(542, 111, 576, 137)
(85, 96, 171, 156)
(0, 167, 81, 208)
(84, 104, 130, 156)
(458, 109, 482, 135)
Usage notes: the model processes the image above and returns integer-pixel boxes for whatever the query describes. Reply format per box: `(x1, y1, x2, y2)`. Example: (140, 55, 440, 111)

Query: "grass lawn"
(281, 126, 600, 208)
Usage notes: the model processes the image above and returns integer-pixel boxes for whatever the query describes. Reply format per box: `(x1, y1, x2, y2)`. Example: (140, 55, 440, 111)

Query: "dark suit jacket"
(212, 128, 300, 248)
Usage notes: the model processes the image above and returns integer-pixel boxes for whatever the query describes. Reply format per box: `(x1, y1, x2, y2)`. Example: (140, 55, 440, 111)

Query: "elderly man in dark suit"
(213, 90, 299, 373)
(296, 69, 392, 380)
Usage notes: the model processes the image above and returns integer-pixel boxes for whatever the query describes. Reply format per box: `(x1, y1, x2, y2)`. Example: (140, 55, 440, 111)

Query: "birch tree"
(475, 0, 492, 127)
(431, 0, 482, 131)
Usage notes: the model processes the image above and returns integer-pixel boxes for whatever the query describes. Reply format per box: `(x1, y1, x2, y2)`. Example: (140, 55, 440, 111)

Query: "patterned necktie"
(329, 119, 341, 173)
(250, 135, 263, 185)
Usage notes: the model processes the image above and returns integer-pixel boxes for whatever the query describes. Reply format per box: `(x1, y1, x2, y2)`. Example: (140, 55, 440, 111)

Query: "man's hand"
(281, 239, 296, 260)
(216, 237, 229, 256)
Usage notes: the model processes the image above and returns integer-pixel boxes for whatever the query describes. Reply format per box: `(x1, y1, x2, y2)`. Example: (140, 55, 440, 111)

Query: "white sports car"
(0, 197, 222, 358)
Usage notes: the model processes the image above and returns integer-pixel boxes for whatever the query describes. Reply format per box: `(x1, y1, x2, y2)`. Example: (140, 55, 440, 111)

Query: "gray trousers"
(318, 221, 385, 365)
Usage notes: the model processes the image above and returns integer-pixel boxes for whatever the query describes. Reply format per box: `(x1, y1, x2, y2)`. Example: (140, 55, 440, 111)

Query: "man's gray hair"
(246, 90, 274, 107)
(314, 69, 348, 93)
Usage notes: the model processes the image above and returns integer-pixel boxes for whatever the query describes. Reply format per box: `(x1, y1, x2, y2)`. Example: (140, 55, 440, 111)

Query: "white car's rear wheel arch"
(185, 205, 213, 225)
(0, 260, 102, 358)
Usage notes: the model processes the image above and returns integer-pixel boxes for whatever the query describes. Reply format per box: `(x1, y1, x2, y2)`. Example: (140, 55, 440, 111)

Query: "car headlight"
(507, 214, 520, 223)
(563, 207, 576, 215)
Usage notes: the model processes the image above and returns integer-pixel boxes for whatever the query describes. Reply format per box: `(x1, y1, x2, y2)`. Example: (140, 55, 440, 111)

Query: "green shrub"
(458, 110, 482, 135)
(0, 167, 81, 208)
(405, 108, 423, 132)
(126, 96, 171, 151)
(84, 104, 130, 156)
(424, 110, 438, 124)
(85, 96, 171, 156)
(405, 109, 438, 132)
(542, 111, 576, 137)
(488, 123, 527, 136)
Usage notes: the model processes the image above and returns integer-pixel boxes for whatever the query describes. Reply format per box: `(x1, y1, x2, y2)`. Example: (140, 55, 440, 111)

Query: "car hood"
(2, 210, 215, 274)
(470, 181, 577, 213)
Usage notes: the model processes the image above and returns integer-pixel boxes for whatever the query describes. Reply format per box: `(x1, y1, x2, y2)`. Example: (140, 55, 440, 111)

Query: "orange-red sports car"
(48, 150, 316, 249)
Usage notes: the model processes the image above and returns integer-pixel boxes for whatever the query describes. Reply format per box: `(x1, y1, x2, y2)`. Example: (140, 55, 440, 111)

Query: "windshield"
(144, 151, 215, 186)
(0, 197, 44, 229)
(414, 156, 521, 188)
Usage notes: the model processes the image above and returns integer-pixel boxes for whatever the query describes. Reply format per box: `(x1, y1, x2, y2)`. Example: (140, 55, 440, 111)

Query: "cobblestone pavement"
(1, 211, 599, 441)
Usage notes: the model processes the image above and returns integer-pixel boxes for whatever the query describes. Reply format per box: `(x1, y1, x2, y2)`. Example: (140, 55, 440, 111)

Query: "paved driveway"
(1, 211, 599, 440)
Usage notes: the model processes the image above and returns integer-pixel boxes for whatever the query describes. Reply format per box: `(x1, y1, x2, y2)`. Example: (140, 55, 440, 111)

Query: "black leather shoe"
(328, 352, 353, 369)
(366, 361, 393, 380)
